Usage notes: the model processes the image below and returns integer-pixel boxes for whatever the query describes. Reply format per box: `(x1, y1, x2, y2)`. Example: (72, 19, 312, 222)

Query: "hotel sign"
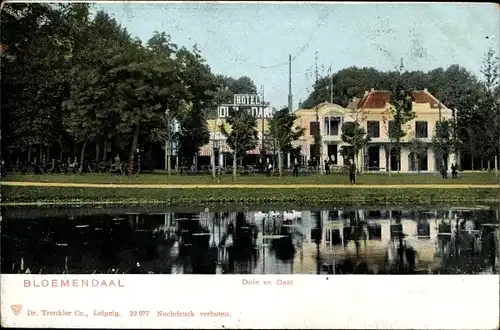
(217, 94, 274, 119)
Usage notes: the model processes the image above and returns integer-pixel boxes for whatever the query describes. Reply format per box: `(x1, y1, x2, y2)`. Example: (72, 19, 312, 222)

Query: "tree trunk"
(487, 159, 491, 171)
(167, 145, 171, 178)
(471, 155, 474, 171)
(278, 149, 283, 177)
(481, 158, 484, 171)
(47, 144, 51, 161)
(232, 151, 237, 181)
(39, 144, 43, 161)
(59, 141, 64, 160)
(103, 139, 108, 161)
(95, 140, 100, 163)
(415, 155, 419, 173)
(495, 155, 498, 178)
(387, 145, 392, 177)
(211, 150, 215, 180)
(79, 139, 89, 173)
(27, 145, 32, 163)
(128, 125, 140, 178)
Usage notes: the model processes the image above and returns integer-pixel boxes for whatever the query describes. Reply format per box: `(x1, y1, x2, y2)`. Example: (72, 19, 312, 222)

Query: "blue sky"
(93, 2, 499, 109)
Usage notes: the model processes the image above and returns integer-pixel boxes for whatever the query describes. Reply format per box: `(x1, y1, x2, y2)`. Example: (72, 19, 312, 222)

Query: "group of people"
(440, 162, 459, 179)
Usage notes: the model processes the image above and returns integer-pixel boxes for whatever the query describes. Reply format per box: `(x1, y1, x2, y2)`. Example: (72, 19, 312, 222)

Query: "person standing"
(293, 161, 299, 177)
(440, 162, 447, 179)
(324, 159, 330, 175)
(349, 161, 356, 184)
(451, 163, 458, 179)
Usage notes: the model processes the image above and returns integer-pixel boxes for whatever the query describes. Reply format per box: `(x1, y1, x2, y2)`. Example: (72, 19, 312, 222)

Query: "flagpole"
(329, 65, 333, 104)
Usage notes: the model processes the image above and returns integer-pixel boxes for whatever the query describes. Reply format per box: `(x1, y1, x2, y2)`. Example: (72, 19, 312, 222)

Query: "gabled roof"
(358, 90, 391, 109)
(357, 88, 444, 109)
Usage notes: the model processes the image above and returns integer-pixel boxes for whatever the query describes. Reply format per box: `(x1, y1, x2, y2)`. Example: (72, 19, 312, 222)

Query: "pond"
(1, 205, 499, 275)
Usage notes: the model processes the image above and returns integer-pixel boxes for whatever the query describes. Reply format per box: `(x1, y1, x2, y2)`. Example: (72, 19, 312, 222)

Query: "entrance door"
(327, 144, 338, 164)
(389, 148, 401, 171)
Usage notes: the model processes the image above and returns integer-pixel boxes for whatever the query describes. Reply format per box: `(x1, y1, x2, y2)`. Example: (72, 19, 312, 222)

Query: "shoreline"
(1, 181, 499, 189)
(2, 185, 499, 207)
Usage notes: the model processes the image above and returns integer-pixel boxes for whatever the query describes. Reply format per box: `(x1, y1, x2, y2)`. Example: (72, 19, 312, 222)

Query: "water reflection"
(1, 206, 499, 275)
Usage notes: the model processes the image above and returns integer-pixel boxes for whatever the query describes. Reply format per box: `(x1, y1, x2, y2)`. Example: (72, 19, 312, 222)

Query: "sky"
(93, 2, 499, 109)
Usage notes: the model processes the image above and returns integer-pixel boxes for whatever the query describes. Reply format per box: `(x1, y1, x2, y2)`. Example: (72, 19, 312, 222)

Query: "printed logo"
(10, 304, 22, 316)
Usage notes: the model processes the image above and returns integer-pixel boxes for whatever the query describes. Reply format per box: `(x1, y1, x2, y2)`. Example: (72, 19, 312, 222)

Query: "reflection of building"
(298, 208, 463, 273)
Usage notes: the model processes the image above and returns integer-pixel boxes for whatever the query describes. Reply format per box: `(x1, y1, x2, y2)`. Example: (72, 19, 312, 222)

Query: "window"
(310, 121, 319, 136)
(367, 121, 380, 138)
(324, 117, 340, 135)
(415, 121, 428, 138)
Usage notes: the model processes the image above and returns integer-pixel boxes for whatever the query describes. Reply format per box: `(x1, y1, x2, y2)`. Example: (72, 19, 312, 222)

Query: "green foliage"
(389, 59, 416, 148)
(432, 120, 454, 164)
(409, 138, 427, 172)
(220, 109, 259, 158)
(1, 3, 252, 167)
(268, 107, 305, 152)
(340, 121, 370, 161)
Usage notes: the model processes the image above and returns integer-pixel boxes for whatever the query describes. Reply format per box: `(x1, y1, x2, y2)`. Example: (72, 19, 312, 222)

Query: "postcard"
(1, 1, 499, 328)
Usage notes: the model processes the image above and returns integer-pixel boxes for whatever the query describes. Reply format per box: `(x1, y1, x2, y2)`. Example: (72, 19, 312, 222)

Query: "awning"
(198, 141, 261, 156)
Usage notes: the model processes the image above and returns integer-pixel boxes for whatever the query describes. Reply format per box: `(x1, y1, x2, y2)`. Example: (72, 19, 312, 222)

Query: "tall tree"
(432, 119, 454, 172)
(268, 107, 305, 176)
(221, 108, 258, 181)
(478, 48, 500, 176)
(340, 121, 370, 171)
(175, 45, 216, 164)
(409, 138, 427, 172)
(388, 59, 416, 175)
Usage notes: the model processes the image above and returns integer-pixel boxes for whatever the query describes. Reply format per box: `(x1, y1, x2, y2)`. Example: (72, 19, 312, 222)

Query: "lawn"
(3, 171, 499, 185)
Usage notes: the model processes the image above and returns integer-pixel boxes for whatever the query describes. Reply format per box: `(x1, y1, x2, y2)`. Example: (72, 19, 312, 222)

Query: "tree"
(432, 119, 454, 171)
(221, 108, 258, 181)
(408, 138, 427, 172)
(1, 3, 79, 163)
(268, 107, 305, 176)
(340, 121, 370, 172)
(175, 46, 216, 164)
(63, 9, 135, 172)
(388, 59, 416, 175)
(478, 48, 500, 176)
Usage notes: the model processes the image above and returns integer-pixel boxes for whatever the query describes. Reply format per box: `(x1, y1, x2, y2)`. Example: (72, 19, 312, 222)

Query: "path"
(2, 181, 499, 189)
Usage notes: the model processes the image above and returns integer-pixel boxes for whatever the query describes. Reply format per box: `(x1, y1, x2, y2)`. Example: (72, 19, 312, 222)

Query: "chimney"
(370, 88, 375, 92)
(298, 100, 302, 109)
(424, 88, 428, 92)
(364, 91, 369, 96)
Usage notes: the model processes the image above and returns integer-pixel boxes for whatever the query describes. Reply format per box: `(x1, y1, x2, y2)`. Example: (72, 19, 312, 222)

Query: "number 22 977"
(129, 311, 150, 317)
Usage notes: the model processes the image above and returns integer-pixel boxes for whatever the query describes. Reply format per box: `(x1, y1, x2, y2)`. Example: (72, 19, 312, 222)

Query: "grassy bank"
(2, 186, 498, 206)
(4, 171, 499, 185)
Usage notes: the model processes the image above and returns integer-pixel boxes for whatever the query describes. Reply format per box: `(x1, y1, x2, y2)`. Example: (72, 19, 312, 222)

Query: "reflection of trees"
(270, 236, 296, 261)
(3, 207, 498, 275)
(176, 214, 216, 274)
(1, 214, 168, 274)
(225, 213, 258, 274)
(436, 214, 498, 274)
